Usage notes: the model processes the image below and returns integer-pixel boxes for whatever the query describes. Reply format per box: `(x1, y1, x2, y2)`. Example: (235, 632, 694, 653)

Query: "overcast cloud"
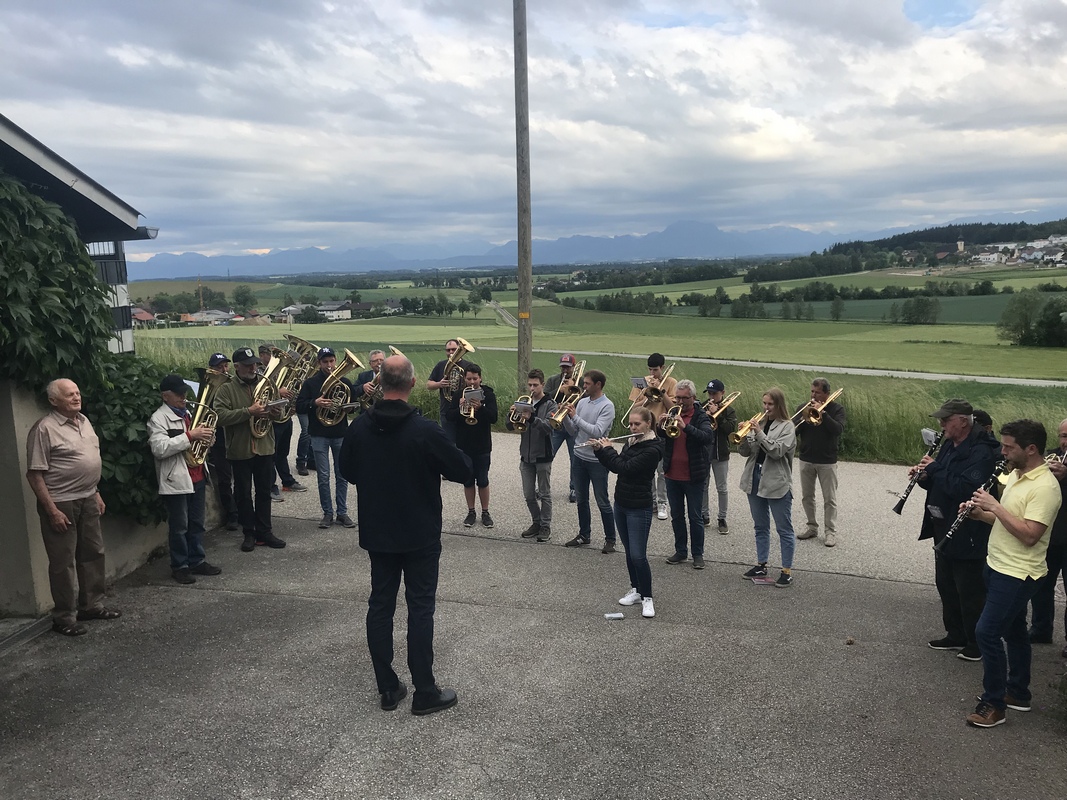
(2, 0, 1065, 260)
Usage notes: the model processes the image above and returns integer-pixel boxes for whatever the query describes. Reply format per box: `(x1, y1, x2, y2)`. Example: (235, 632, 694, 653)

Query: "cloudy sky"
(3, 0, 1066, 260)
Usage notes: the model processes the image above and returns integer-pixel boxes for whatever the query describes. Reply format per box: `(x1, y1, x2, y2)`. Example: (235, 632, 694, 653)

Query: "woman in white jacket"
(737, 387, 797, 587)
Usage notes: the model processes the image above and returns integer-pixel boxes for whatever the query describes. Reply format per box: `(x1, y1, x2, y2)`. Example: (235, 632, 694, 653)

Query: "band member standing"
(593, 407, 664, 619)
(507, 369, 557, 542)
(545, 354, 579, 503)
(296, 347, 357, 529)
(25, 379, 121, 636)
(662, 380, 714, 570)
(912, 399, 999, 662)
(148, 374, 221, 585)
(354, 349, 386, 411)
(426, 338, 472, 444)
(701, 379, 736, 533)
(205, 352, 238, 531)
(1028, 418, 1067, 654)
(795, 378, 846, 547)
(338, 355, 473, 715)
(446, 363, 498, 528)
(262, 343, 307, 502)
(563, 370, 617, 553)
(964, 420, 1062, 728)
(627, 353, 677, 520)
(214, 347, 287, 552)
(738, 388, 797, 587)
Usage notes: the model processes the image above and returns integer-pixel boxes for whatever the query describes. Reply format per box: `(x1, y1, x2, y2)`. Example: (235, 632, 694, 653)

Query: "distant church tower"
(957, 234, 964, 252)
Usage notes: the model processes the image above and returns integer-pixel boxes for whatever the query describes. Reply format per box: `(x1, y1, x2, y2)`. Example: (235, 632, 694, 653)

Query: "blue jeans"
(977, 565, 1040, 711)
(572, 457, 615, 542)
(615, 503, 653, 598)
(164, 480, 206, 570)
(311, 436, 348, 517)
(747, 468, 795, 568)
(551, 428, 576, 492)
(296, 413, 315, 469)
(666, 478, 705, 558)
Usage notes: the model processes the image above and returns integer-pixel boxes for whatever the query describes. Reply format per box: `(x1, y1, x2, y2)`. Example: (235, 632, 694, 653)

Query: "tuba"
(184, 368, 228, 467)
(273, 334, 320, 422)
(705, 391, 740, 431)
(730, 411, 768, 446)
(442, 338, 475, 402)
(658, 405, 683, 439)
(250, 354, 285, 439)
(317, 349, 366, 426)
(508, 395, 533, 433)
(357, 345, 405, 411)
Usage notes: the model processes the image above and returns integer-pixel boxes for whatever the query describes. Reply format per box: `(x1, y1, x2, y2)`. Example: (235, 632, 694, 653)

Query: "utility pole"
(513, 0, 532, 393)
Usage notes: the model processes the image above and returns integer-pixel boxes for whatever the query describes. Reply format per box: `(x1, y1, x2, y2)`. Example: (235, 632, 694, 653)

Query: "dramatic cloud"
(2, 0, 1065, 259)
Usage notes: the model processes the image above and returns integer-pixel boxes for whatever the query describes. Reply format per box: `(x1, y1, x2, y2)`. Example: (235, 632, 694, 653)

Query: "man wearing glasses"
(426, 339, 471, 444)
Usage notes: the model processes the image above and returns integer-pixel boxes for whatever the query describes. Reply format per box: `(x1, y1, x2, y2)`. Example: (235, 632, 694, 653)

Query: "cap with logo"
(208, 353, 229, 367)
(704, 379, 725, 394)
(931, 399, 973, 419)
(159, 374, 190, 395)
(232, 347, 260, 365)
(317, 346, 336, 361)
(559, 354, 576, 366)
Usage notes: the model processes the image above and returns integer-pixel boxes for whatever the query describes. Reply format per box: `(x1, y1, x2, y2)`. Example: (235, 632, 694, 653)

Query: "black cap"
(931, 399, 973, 419)
(704, 379, 725, 394)
(208, 352, 229, 367)
(317, 346, 335, 361)
(159, 374, 190, 395)
(232, 347, 260, 365)
(973, 409, 993, 428)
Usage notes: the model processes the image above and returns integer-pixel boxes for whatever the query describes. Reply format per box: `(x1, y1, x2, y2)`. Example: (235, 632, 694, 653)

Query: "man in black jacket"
(912, 399, 999, 662)
(661, 380, 715, 569)
(352, 349, 385, 412)
(701, 378, 737, 534)
(506, 369, 558, 542)
(795, 378, 846, 547)
(339, 355, 472, 715)
(445, 363, 498, 528)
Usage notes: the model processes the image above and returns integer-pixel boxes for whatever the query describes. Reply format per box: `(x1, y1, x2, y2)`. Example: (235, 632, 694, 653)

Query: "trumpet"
(704, 391, 740, 431)
(508, 395, 533, 432)
(934, 460, 1009, 554)
(549, 389, 588, 430)
(791, 388, 844, 426)
(460, 387, 481, 425)
(658, 405, 684, 439)
(729, 411, 768, 445)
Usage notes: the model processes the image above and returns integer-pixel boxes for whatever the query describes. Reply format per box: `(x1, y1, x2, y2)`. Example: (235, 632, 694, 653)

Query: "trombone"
(553, 360, 586, 404)
(729, 411, 767, 445)
(790, 388, 844, 426)
(704, 391, 740, 431)
(622, 362, 675, 420)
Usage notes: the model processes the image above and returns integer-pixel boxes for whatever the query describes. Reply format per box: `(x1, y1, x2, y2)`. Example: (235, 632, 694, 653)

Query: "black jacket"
(352, 369, 376, 411)
(660, 404, 714, 485)
(918, 425, 1000, 560)
(707, 404, 737, 462)
(339, 399, 473, 552)
(296, 369, 355, 438)
(597, 437, 665, 509)
(445, 384, 498, 455)
(505, 394, 558, 464)
(795, 401, 846, 464)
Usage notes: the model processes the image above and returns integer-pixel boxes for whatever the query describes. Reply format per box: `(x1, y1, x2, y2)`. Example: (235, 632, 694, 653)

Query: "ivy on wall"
(1, 170, 165, 524)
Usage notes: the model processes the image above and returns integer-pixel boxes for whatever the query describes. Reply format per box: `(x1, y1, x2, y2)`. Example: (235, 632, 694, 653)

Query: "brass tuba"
(274, 334, 320, 422)
(357, 345, 405, 411)
(729, 411, 768, 446)
(658, 405, 683, 439)
(705, 391, 741, 431)
(184, 368, 228, 466)
(442, 338, 475, 402)
(316, 349, 366, 426)
(508, 395, 533, 432)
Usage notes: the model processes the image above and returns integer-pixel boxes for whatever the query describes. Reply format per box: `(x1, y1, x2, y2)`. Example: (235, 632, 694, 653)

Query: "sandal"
(76, 608, 122, 621)
(52, 622, 88, 637)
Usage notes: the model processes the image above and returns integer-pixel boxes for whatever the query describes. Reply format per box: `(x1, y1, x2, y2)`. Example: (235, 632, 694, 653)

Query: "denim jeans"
(747, 467, 795, 568)
(702, 458, 729, 521)
(977, 565, 1040, 711)
(666, 478, 705, 558)
(572, 456, 615, 542)
(164, 480, 207, 570)
(615, 503, 653, 598)
(296, 413, 315, 469)
(311, 435, 348, 517)
(519, 460, 553, 525)
(551, 428, 576, 492)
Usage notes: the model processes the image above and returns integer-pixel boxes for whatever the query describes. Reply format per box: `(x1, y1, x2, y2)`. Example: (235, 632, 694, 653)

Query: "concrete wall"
(0, 382, 173, 618)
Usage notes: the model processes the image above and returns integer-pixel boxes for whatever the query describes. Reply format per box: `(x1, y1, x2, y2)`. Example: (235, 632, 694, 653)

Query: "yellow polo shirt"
(987, 463, 1062, 580)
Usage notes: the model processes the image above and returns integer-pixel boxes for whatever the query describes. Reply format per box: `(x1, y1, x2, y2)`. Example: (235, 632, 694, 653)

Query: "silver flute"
(575, 434, 637, 449)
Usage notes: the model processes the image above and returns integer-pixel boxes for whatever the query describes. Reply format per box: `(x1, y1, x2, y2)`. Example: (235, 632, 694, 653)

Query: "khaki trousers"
(37, 496, 107, 625)
(799, 461, 838, 536)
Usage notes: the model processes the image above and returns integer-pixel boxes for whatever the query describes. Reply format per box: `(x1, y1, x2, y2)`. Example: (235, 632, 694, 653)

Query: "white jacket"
(148, 404, 195, 495)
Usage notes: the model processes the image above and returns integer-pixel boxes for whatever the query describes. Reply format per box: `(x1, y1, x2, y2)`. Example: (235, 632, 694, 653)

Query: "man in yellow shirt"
(963, 419, 1062, 728)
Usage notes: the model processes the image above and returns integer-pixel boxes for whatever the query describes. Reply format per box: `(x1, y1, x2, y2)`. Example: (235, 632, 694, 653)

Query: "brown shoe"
(966, 702, 1005, 728)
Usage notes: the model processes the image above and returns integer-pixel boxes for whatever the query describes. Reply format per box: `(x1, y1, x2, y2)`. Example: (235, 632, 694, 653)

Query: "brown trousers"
(37, 496, 107, 625)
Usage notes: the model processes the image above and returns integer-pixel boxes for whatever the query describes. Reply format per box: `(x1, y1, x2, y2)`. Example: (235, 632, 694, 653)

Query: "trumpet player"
(148, 374, 221, 584)
(295, 347, 357, 529)
(545, 354, 579, 503)
(506, 370, 557, 542)
(661, 381, 714, 569)
(445, 363, 498, 528)
(627, 353, 677, 519)
(562, 370, 617, 553)
(795, 378, 846, 548)
(702, 379, 736, 534)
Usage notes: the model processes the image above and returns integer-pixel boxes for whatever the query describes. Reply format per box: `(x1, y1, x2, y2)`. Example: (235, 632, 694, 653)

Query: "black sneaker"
(536, 526, 551, 542)
(521, 523, 540, 538)
(717, 519, 729, 535)
(601, 541, 615, 554)
(296, 464, 309, 477)
(928, 637, 965, 651)
(241, 534, 256, 552)
(172, 568, 196, 585)
(225, 517, 239, 532)
(692, 557, 705, 570)
(257, 535, 287, 549)
(270, 486, 284, 503)
(666, 552, 687, 565)
(568, 490, 577, 503)
(481, 510, 494, 528)
(774, 571, 793, 588)
(190, 561, 222, 576)
(463, 510, 477, 527)
(742, 564, 767, 579)
(337, 514, 356, 529)
(564, 535, 589, 548)
(319, 514, 334, 529)
(701, 514, 711, 526)
(957, 645, 982, 662)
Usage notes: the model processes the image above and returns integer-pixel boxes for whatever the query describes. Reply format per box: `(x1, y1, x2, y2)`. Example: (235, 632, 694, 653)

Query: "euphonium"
(442, 338, 475, 402)
(184, 367, 228, 467)
(508, 395, 533, 432)
(317, 349, 366, 426)
(730, 411, 768, 445)
(276, 334, 320, 421)
(250, 355, 284, 439)
(705, 391, 741, 431)
(461, 387, 480, 425)
(358, 345, 405, 411)
(658, 405, 683, 439)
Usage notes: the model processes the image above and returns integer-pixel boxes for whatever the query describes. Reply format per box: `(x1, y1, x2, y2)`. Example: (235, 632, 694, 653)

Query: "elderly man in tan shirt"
(25, 378, 121, 636)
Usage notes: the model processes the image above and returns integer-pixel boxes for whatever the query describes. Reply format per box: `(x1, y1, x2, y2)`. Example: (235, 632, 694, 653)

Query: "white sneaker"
(641, 597, 655, 618)
(619, 588, 641, 606)
(656, 503, 668, 520)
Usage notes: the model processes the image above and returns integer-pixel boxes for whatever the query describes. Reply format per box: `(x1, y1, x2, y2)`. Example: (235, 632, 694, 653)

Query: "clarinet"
(933, 460, 1009, 555)
(892, 431, 945, 515)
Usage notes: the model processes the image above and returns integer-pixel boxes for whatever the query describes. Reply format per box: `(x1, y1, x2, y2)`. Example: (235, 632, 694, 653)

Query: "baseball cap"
(208, 353, 229, 367)
(931, 399, 973, 419)
(232, 347, 260, 365)
(704, 379, 725, 394)
(258, 343, 273, 354)
(317, 346, 336, 361)
(559, 354, 576, 366)
(159, 374, 190, 395)
(973, 409, 993, 428)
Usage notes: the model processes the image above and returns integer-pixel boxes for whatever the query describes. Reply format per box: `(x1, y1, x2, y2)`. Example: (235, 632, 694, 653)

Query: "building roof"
(0, 112, 157, 244)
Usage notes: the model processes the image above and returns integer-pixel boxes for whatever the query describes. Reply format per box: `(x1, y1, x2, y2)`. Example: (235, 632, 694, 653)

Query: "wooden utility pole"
(513, 0, 533, 393)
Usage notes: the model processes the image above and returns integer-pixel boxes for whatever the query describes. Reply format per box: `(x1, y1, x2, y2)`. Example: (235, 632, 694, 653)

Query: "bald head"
(380, 355, 416, 398)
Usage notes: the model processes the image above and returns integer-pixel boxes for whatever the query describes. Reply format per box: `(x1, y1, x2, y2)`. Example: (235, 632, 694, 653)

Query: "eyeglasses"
(445, 348, 457, 353)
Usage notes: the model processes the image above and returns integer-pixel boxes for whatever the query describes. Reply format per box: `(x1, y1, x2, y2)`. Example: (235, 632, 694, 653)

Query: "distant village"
(132, 298, 403, 328)
(907, 234, 1067, 267)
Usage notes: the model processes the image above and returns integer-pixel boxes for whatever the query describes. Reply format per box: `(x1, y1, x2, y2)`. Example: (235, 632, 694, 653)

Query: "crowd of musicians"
(24, 334, 1066, 724)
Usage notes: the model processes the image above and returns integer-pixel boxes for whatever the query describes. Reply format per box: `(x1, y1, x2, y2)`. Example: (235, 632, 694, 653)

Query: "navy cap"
(317, 346, 336, 361)
(159, 374, 190, 395)
(232, 347, 260, 365)
(704, 379, 725, 394)
(208, 352, 229, 367)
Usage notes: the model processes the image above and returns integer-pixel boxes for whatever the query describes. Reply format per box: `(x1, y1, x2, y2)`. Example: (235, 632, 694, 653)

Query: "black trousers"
(273, 418, 295, 487)
(207, 432, 236, 522)
(231, 454, 275, 538)
(934, 551, 986, 647)
(366, 542, 441, 695)
(1029, 541, 1066, 640)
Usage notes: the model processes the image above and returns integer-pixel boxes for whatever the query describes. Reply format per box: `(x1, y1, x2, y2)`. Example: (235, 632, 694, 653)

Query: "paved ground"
(1, 434, 1065, 800)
